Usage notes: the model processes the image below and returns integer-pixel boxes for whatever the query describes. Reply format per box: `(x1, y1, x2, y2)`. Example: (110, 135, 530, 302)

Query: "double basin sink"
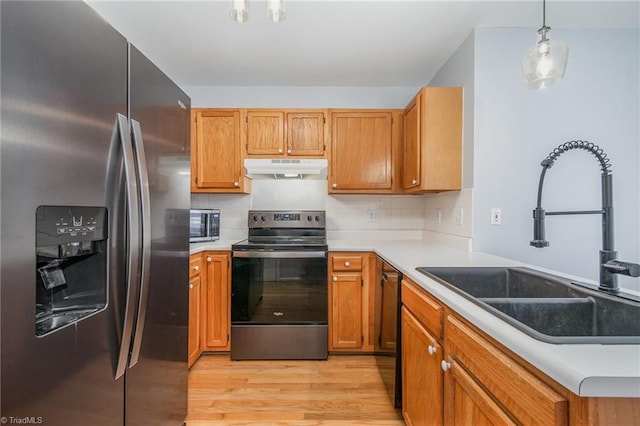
(416, 267, 640, 344)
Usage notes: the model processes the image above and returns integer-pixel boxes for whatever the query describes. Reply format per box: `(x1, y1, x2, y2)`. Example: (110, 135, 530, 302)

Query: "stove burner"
(233, 210, 327, 252)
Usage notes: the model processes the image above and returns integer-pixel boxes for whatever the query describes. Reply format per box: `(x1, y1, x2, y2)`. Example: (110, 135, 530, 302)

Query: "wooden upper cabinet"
(403, 95, 421, 190)
(246, 109, 327, 157)
(246, 110, 285, 155)
(330, 111, 393, 192)
(286, 112, 325, 156)
(191, 109, 249, 193)
(402, 87, 462, 193)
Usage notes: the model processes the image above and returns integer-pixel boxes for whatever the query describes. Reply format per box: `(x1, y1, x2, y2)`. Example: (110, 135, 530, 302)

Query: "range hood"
(244, 158, 328, 180)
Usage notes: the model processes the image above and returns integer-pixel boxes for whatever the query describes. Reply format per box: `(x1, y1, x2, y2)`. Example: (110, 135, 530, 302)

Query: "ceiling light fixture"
(521, 0, 569, 90)
(267, 0, 286, 22)
(230, 0, 249, 23)
(230, 0, 286, 23)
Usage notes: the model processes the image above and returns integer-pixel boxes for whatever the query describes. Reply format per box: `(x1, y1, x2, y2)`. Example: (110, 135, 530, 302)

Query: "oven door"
(231, 250, 328, 360)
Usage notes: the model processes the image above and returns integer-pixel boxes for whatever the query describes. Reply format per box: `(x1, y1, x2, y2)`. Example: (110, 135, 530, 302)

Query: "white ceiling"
(86, 1, 640, 87)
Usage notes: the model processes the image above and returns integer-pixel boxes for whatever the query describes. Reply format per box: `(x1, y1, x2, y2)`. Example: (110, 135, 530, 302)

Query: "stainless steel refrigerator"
(1, 2, 191, 424)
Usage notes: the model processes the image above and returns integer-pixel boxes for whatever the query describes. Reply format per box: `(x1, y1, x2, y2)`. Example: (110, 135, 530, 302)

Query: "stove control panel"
(248, 211, 325, 228)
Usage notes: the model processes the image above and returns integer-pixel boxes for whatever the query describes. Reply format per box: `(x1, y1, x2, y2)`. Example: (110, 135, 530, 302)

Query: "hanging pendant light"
(267, 0, 286, 22)
(230, 0, 249, 23)
(521, 0, 569, 90)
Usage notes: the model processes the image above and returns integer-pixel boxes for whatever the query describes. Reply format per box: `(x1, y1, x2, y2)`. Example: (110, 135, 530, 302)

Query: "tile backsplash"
(191, 179, 472, 240)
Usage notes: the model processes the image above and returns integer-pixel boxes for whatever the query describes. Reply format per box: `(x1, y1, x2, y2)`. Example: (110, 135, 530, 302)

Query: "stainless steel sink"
(416, 267, 640, 344)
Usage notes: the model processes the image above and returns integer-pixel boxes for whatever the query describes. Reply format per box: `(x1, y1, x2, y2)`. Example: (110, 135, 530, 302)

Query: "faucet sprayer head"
(531, 207, 550, 248)
(540, 158, 554, 168)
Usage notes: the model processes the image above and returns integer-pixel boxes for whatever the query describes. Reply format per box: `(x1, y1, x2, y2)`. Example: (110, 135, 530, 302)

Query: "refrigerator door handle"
(128, 119, 152, 368)
(114, 113, 142, 380)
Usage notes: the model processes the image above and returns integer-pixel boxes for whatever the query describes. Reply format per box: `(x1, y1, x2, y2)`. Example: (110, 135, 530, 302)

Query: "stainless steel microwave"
(190, 209, 220, 242)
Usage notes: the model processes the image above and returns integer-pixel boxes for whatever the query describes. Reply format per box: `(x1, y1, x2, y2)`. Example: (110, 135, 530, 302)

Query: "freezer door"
(1, 2, 128, 425)
(125, 44, 191, 425)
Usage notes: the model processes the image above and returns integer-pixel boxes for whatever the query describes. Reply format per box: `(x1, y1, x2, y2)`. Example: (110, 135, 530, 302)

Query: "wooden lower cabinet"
(446, 358, 516, 426)
(375, 259, 398, 352)
(188, 255, 204, 368)
(402, 307, 443, 426)
(401, 277, 567, 426)
(202, 252, 231, 351)
(328, 252, 375, 352)
(400, 275, 640, 426)
(188, 273, 202, 367)
(445, 315, 568, 426)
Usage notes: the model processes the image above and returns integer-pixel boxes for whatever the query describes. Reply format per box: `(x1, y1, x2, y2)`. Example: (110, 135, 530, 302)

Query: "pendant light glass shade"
(230, 0, 249, 23)
(522, 0, 569, 90)
(522, 28, 569, 90)
(267, 0, 286, 22)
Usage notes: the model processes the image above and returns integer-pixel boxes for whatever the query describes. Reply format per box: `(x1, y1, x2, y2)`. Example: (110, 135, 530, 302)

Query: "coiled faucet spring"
(541, 140, 612, 175)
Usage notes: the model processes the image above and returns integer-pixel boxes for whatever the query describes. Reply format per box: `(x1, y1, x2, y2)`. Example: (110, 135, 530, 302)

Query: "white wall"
(422, 31, 475, 240)
(182, 86, 418, 109)
(471, 28, 640, 290)
(428, 31, 475, 190)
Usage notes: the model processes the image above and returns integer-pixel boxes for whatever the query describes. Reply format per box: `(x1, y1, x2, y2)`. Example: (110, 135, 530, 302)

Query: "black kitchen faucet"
(531, 140, 640, 293)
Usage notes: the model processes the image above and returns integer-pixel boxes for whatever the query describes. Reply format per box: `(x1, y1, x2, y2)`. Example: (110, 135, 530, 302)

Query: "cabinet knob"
(233, 181, 239, 187)
(189, 283, 194, 289)
(332, 183, 337, 188)
(428, 345, 436, 356)
(412, 179, 417, 185)
(332, 276, 338, 282)
(193, 265, 199, 271)
(207, 256, 212, 262)
(287, 149, 292, 154)
(441, 360, 451, 371)
(278, 148, 283, 153)
(344, 261, 350, 267)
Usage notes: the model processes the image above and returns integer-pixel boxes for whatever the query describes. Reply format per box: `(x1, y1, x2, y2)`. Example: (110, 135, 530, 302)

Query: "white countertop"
(189, 236, 640, 397)
(329, 239, 640, 398)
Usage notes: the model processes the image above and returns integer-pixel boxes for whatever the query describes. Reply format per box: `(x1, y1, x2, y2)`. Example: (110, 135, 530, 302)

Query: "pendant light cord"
(542, 0, 546, 28)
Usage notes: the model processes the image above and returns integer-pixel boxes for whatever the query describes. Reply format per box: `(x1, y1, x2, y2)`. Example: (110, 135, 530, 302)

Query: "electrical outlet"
(454, 208, 463, 225)
(491, 208, 502, 225)
(367, 209, 376, 222)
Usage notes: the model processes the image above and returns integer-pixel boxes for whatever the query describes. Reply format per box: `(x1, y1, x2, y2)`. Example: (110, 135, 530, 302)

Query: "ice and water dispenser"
(35, 206, 108, 336)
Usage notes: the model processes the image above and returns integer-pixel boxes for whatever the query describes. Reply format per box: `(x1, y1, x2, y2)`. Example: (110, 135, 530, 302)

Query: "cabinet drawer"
(401, 277, 443, 339)
(189, 255, 203, 277)
(332, 255, 363, 272)
(445, 315, 568, 426)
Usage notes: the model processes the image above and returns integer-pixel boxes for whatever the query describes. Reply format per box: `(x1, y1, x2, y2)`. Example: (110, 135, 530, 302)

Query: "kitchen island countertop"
(328, 238, 640, 398)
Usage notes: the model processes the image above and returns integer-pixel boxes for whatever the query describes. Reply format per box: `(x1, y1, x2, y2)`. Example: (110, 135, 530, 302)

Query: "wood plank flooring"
(186, 354, 405, 425)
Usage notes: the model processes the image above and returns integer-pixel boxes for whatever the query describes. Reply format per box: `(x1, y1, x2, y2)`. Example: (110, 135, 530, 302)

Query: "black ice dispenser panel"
(35, 206, 108, 336)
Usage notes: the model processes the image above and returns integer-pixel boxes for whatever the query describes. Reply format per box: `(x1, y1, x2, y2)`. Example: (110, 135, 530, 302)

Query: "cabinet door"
(446, 359, 516, 426)
(402, 92, 421, 189)
(330, 273, 363, 349)
(286, 112, 325, 156)
(188, 274, 202, 367)
(402, 307, 443, 426)
(379, 269, 398, 350)
(246, 110, 284, 155)
(402, 87, 463, 193)
(194, 110, 243, 189)
(203, 253, 230, 351)
(330, 112, 392, 190)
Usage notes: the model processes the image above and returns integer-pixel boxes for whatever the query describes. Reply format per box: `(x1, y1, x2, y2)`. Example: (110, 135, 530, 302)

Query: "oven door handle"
(233, 251, 327, 259)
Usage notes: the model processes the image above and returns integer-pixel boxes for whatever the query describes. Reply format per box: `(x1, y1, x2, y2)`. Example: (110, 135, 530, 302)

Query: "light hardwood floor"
(187, 354, 405, 425)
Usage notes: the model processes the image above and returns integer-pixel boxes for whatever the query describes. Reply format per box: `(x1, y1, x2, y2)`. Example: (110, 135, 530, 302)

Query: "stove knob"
(315, 215, 320, 222)
(261, 215, 266, 222)
(252, 215, 259, 222)
(307, 215, 312, 221)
